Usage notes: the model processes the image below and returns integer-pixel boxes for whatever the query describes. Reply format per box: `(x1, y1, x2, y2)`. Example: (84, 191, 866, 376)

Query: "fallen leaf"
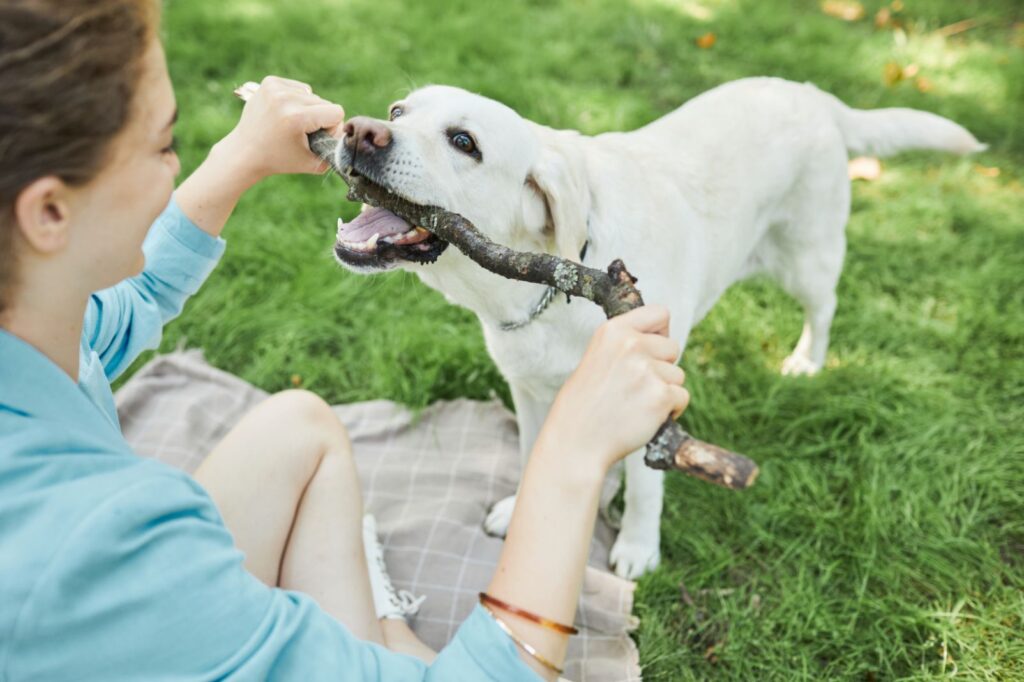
(902, 63, 919, 78)
(915, 76, 933, 92)
(890, 0, 904, 11)
(875, 8, 907, 31)
(696, 32, 716, 49)
(290, 374, 303, 386)
(849, 156, 883, 181)
(935, 18, 981, 38)
(974, 165, 1000, 178)
(883, 61, 905, 86)
(822, 0, 864, 21)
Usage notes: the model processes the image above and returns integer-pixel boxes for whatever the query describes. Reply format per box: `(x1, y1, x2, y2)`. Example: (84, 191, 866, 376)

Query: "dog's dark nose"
(344, 116, 392, 155)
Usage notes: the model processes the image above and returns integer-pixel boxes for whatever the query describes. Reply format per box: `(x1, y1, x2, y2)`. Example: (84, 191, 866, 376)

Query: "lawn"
(141, 0, 1023, 678)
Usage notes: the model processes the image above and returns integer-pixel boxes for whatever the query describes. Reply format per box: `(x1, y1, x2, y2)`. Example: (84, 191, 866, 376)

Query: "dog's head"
(332, 85, 590, 274)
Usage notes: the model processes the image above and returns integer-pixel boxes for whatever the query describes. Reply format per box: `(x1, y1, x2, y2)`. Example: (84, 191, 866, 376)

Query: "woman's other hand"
(219, 75, 345, 186)
(537, 305, 689, 473)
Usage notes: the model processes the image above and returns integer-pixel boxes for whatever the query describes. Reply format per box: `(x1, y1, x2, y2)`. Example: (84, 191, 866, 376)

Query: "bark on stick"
(310, 130, 758, 490)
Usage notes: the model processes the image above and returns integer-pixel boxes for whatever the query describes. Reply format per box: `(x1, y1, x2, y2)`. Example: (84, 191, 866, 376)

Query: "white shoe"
(362, 514, 426, 621)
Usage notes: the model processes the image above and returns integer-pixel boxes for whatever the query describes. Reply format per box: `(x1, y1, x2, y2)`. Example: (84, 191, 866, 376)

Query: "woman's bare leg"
(194, 390, 383, 641)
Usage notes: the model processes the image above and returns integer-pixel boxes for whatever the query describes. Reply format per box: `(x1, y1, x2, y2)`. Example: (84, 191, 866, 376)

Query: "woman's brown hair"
(0, 0, 160, 314)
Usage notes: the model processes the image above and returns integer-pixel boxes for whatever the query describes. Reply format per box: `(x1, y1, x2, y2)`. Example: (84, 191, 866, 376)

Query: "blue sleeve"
(83, 197, 225, 381)
(430, 605, 543, 681)
(9, 473, 541, 682)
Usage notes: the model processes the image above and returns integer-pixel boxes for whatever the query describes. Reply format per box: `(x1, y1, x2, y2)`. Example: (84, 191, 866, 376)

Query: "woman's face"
(66, 39, 181, 292)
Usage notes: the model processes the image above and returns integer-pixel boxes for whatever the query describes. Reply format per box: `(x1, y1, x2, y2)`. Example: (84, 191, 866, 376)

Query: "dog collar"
(499, 240, 589, 332)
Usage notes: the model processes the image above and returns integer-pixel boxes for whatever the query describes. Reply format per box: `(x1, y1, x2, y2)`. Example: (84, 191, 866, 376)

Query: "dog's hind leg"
(781, 289, 838, 375)
(766, 169, 850, 376)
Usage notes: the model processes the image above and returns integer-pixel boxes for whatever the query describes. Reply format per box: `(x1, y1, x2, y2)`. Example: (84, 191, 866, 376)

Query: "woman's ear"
(525, 135, 591, 262)
(14, 176, 72, 254)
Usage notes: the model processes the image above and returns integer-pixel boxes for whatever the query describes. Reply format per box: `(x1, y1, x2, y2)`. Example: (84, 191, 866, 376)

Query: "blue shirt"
(0, 199, 540, 681)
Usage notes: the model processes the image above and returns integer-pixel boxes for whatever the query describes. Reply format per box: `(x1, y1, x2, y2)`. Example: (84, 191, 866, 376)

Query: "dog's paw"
(609, 535, 661, 579)
(484, 495, 517, 537)
(781, 353, 821, 377)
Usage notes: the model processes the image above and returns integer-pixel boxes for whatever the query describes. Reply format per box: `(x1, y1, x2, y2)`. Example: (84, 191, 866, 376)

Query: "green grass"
(140, 0, 1023, 678)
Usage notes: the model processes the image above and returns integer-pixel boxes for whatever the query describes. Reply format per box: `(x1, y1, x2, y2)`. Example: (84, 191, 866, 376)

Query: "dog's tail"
(816, 87, 986, 157)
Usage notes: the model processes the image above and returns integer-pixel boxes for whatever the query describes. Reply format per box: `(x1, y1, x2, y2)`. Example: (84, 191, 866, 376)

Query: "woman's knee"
(262, 389, 352, 453)
(265, 392, 363, 512)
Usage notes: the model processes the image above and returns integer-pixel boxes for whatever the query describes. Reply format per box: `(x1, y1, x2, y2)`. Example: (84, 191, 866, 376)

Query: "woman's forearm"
(174, 133, 260, 238)
(486, 434, 606, 680)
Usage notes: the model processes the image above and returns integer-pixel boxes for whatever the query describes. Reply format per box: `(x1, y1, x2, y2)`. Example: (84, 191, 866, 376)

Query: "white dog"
(331, 77, 982, 578)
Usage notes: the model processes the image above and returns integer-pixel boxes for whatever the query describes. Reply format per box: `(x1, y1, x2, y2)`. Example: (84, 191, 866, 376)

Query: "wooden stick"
(307, 127, 758, 489)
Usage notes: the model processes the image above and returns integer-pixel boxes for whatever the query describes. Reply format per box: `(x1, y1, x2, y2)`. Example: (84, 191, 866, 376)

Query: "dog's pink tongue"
(337, 206, 411, 242)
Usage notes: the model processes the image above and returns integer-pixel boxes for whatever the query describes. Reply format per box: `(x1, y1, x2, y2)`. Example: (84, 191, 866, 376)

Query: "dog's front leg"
(609, 449, 664, 579)
(484, 383, 553, 537)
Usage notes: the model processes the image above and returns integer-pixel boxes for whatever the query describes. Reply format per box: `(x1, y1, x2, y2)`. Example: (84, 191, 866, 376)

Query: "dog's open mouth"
(333, 177, 449, 269)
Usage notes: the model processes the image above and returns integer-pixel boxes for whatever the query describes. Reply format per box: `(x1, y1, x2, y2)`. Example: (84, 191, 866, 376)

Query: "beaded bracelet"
(478, 592, 579, 635)
(481, 603, 564, 675)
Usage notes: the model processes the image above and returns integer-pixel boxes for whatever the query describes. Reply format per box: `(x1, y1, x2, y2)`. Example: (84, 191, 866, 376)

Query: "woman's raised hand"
(220, 75, 345, 184)
(174, 77, 344, 237)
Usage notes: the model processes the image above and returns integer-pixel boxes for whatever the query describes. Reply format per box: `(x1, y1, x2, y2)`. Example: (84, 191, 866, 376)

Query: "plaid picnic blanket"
(115, 351, 642, 682)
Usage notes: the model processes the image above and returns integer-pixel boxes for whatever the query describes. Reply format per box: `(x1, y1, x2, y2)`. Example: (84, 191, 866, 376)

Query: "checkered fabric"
(115, 351, 642, 682)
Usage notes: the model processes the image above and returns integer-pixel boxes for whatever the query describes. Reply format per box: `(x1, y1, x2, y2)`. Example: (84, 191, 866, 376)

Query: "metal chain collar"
(499, 240, 589, 332)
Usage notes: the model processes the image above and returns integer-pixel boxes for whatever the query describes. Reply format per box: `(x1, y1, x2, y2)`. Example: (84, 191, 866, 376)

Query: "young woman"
(0, 1, 689, 680)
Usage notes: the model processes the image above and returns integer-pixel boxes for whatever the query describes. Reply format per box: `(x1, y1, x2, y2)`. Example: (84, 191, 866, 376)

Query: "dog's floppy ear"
(526, 133, 591, 262)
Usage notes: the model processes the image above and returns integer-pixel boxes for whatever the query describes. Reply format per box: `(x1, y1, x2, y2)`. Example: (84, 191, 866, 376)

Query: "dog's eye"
(449, 131, 481, 159)
(389, 106, 404, 121)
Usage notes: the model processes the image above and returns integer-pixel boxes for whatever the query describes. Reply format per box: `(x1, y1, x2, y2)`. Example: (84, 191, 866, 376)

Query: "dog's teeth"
(367, 233, 380, 247)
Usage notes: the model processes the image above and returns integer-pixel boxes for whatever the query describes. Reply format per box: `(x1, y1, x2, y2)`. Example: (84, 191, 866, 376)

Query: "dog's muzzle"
(332, 118, 449, 271)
